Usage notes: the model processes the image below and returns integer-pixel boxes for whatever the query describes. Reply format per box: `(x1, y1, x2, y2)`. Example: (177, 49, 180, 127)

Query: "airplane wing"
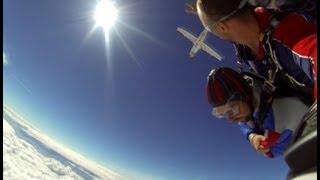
(201, 44, 223, 61)
(177, 27, 197, 43)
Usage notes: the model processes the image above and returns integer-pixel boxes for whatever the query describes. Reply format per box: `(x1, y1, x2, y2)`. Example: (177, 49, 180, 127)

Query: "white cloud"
(3, 52, 8, 65)
(3, 105, 126, 180)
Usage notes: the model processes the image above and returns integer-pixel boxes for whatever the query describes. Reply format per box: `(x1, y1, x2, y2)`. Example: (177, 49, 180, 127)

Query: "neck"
(240, 15, 261, 56)
(246, 38, 260, 56)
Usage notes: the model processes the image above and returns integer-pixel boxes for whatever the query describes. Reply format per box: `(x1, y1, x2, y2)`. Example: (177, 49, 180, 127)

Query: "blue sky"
(3, 0, 289, 179)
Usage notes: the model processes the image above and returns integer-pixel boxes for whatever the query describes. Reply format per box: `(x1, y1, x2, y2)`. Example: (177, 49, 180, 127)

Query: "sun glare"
(94, 0, 118, 32)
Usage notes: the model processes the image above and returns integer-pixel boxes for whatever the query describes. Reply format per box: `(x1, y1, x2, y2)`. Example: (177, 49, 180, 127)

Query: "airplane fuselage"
(189, 29, 208, 58)
(177, 27, 222, 61)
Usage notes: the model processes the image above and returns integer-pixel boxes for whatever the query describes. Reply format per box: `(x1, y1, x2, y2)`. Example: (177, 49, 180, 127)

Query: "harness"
(236, 11, 314, 131)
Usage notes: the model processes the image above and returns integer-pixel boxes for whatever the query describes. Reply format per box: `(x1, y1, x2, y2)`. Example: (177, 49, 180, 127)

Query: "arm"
(273, 13, 317, 99)
(263, 129, 293, 158)
(238, 122, 258, 141)
(239, 122, 271, 154)
(255, 106, 292, 158)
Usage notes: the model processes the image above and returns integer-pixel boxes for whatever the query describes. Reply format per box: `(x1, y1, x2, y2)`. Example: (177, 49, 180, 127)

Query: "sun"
(94, 0, 118, 32)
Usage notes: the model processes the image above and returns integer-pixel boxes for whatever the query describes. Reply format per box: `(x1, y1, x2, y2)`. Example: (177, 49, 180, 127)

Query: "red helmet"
(206, 67, 253, 108)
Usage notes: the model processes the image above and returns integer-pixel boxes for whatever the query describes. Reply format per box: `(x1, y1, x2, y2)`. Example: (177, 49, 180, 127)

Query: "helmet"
(206, 67, 253, 108)
(198, 0, 249, 23)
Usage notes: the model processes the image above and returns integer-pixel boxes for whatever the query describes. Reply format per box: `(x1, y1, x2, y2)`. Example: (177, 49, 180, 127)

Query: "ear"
(216, 21, 230, 33)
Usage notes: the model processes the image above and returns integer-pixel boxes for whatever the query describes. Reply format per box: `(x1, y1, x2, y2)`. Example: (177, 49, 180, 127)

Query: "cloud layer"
(3, 105, 126, 180)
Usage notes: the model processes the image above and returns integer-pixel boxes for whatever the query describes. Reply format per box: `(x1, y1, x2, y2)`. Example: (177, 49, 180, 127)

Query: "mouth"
(229, 115, 246, 122)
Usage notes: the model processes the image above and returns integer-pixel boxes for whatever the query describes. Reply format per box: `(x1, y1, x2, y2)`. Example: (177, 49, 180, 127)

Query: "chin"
(235, 116, 247, 122)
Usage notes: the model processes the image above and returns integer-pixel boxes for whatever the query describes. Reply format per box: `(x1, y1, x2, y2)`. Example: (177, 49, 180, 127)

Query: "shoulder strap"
(255, 12, 292, 130)
(256, 12, 314, 129)
(262, 13, 314, 101)
(239, 70, 273, 130)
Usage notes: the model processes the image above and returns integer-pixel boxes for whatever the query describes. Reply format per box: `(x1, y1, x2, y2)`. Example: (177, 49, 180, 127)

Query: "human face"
(196, 1, 250, 43)
(197, 6, 226, 38)
(196, 0, 234, 40)
(212, 100, 251, 122)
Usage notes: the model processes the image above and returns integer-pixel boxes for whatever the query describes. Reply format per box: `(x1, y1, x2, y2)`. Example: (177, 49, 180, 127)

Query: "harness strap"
(257, 12, 314, 129)
(236, 10, 314, 130)
(254, 15, 281, 130)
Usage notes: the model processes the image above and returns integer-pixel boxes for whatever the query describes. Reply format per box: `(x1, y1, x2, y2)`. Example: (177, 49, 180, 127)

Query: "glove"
(260, 131, 281, 158)
(260, 130, 292, 158)
(270, 129, 292, 157)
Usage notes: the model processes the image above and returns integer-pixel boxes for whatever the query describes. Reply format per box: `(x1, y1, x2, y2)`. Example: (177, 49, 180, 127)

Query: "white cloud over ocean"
(3, 105, 126, 180)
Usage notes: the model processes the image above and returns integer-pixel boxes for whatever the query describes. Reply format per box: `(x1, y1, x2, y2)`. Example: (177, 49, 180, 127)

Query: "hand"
(185, 2, 197, 15)
(258, 145, 270, 154)
(250, 134, 270, 154)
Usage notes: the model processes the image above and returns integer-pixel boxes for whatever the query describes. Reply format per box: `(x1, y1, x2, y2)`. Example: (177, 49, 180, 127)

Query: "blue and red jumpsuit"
(237, 7, 317, 158)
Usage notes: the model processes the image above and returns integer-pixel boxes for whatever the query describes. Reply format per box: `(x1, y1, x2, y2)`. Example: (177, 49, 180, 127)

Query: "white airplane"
(177, 27, 223, 61)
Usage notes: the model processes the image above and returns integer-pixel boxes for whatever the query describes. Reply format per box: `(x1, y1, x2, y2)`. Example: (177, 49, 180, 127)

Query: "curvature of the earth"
(3, 106, 126, 180)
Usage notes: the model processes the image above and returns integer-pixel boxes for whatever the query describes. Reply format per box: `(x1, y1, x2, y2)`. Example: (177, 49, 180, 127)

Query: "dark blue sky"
(4, 0, 289, 179)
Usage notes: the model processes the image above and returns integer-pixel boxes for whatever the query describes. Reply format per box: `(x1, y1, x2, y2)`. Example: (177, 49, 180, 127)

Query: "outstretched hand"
(250, 134, 270, 154)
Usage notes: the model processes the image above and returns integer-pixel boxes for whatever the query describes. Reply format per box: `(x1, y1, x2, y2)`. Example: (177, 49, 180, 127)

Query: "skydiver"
(185, 0, 317, 108)
(205, 67, 311, 158)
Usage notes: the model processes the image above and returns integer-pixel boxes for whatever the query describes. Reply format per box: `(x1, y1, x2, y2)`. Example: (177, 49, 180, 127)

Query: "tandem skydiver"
(181, 0, 317, 158)
(205, 67, 312, 158)
(187, 0, 317, 101)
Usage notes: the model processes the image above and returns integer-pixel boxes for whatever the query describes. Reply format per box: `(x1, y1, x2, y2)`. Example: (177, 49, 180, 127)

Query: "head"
(196, 0, 259, 44)
(206, 67, 254, 122)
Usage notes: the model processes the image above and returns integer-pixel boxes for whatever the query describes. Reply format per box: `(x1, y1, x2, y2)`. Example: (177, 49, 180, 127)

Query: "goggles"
(211, 93, 243, 119)
(205, 0, 249, 33)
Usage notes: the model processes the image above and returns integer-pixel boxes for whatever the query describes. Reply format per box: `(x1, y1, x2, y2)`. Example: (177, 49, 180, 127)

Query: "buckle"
(263, 80, 276, 93)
